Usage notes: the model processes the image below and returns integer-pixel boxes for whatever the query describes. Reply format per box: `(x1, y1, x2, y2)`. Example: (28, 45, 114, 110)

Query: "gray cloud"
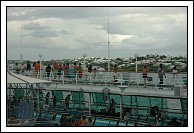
(22, 22, 49, 30)
(7, 7, 187, 60)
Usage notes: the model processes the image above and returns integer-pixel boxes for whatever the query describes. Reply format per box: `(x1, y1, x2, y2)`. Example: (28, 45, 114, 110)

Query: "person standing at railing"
(20, 62, 25, 74)
(42, 64, 46, 78)
(34, 61, 40, 77)
(58, 64, 63, 79)
(98, 65, 105, 80)
(73, 63, 78, 79)
(8, 62, 14, 70)
(69, 64, 75, 79)
(113, 64, 119, 82)
(46, 64, 51, 78)
(93, 68, 97, 80)
(26, 61, 31, 76)
(142, 65, 149, 88)
(32, 62, 36, 77)
(14, 62, 20, 74)
(88, 64, 93, 81)
(172, 66, 178, 85)
(53, 62, 59, 79)
(84, 65, 88, 80)
(77, 63, 83, 78)
(158, 63, 166, 89)
(64, 63, 69, 78)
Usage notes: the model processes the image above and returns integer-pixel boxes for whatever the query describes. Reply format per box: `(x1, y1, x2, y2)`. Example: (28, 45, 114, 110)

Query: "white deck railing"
(8, 68, 187, 90)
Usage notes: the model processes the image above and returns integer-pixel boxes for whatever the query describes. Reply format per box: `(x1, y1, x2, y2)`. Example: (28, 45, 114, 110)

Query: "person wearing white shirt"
(98, 66, 105, 80)
(172, 66, 178, 84)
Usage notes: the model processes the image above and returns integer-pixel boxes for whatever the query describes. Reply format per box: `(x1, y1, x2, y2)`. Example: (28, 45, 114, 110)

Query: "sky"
(2, 1, 193, 132)
(6, 6, 188, 60)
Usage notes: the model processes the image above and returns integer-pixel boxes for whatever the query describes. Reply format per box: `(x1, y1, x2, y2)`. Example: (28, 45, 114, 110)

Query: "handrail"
(9, 69, 187, 90)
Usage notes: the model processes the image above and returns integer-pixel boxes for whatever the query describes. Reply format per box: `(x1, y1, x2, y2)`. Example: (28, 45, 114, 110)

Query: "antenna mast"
(107, 8, 110, 71)
(20, 15, 23, 63)
(108, 8, 110, 60)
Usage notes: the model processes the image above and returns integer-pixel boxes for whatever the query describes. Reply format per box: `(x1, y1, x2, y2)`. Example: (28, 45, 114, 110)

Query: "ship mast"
(20, 15, 23, 63)
(108, 8, 110, 71)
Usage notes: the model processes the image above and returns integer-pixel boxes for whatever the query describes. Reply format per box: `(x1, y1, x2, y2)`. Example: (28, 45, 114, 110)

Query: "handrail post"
(76, 73, 78, 85)
(105, 73, 107, 86)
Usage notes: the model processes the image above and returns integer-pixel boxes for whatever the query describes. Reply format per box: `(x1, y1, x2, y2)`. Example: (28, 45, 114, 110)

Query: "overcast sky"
(7, 6, 187, 60)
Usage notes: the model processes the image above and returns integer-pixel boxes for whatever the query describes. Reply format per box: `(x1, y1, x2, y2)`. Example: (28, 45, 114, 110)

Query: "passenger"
(46, 64, 51, 78)
(32, 62, 36, 77)
(150, 105, 159, 117)
(93, 68, 97, 79)
(88, 64, 93, 80)
(113, 64, 119, 82)
(15, 63, 20, 74)
(108, 98, 117, 115)
(84, 65, 88, 80)
(72, 115, 86, 126)
(17, 97, 21, 105)
(124, 107, 132, 120)
(142, 65, 149, 88)
(68, 64, 75, 78)
(88, 64, 93, 73)
(53, 62, 59, 79)
(172, 66, 178, 78)
(155, 113, 162, 126)
(52, 92, 57, 108)
(98, 65, 105, 80)
(168, 117, 180, 126)
(64, 94, 71, 109)
(26, 61, 31, 76)
(73, 63, 78, 75)
(34, 101, 37, 110)
(42, 64, 46, 78)
(77, 63, 83, 78)
(158, 63, 166, 89)
(44, 92, 50, 111)
(64, 63, 69, 78)
(20, 62, 25, 74)
(79, 116, 87, 126)
(11, 96, 17, 107)
(60, 114, 72, 126)
(34, 61, 40, 77)
(86, 117, 93, 126)
(182, 119, 188, 126)
(58, 64, 62, 78)
(45, 92, 50, 105)
(8, 62, 14, 70)
(172, 66, 178, 84)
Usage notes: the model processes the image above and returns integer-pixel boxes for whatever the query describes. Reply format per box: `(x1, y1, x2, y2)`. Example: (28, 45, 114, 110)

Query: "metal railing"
(9, 69, 187, 89)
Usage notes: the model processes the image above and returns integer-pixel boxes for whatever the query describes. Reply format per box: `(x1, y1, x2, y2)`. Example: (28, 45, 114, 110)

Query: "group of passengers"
(10, 61, 180, 87)
(72, 115, 93, 126)
(43, 92, 71, 110)
(8, 61, 31, 75)
(43, 62, 83, 79)
(44, 63, 107, 81)
(149, 105, 187, 126)
(142, 63, 179, 89)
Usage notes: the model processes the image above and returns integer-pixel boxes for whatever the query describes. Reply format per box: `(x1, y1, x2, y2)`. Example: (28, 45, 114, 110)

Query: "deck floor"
(45, 83, 187, 98)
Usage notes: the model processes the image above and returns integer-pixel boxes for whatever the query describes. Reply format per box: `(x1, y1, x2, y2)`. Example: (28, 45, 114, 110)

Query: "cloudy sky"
(6, 6, 188, 60)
